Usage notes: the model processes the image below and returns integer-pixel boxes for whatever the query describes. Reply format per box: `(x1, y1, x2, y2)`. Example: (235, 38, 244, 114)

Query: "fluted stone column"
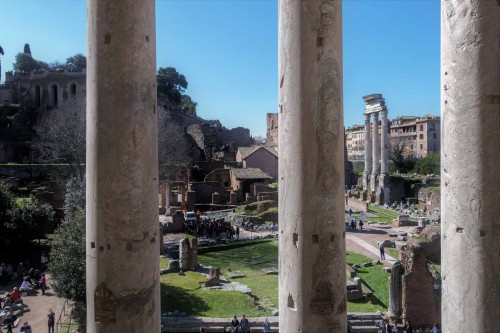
(370, 112, 379, 191)
(86, 0, 160, 332)
(441, 1, 500, 332)
(379, 109, 390, 203)
(363, 113, 372, 190)
(279, 1, 346, 332)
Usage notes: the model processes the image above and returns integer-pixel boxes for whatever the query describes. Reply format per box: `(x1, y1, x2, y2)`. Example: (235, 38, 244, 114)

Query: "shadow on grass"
(348, 294, 386, 308)
(161, 282, 209, 315)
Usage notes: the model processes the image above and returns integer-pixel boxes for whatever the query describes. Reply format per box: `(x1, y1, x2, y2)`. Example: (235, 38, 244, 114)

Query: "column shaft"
(441, 1, 500, 332)
(380, 110, 388, 175)
(278, 1, 346, 332)
(370, 112, 379, 191)
(363, 114, 372, 190)
(86, 0, 160, 332)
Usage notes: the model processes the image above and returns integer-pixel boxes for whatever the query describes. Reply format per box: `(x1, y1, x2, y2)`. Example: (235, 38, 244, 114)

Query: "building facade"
(346, 114, 441, 161)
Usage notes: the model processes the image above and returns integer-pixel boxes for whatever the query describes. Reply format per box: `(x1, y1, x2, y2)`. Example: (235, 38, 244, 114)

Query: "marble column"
(278, 1, 346, 332)
(379, 109, 390, 203)
(370, 112, 379, 191)
(86, 0, 160, 332)
(441, 1, 500, 332)
(363, 113, 372, 190)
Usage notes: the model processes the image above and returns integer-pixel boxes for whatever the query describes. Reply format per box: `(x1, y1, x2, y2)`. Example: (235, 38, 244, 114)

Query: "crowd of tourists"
(184, 215, 240, 240)
(0, 254, 50, 333)
(376, 319, 441, 333)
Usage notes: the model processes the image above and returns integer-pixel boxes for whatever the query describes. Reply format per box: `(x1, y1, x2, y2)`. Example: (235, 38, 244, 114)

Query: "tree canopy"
(66, 53, 86, 70)
(157, 67, 188, 105)
(13, 52, 47, 73)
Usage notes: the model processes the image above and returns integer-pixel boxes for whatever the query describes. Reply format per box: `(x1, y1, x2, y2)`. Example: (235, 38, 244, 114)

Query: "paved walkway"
(1, 276, 70, 333)
(347, 233, 397, 266)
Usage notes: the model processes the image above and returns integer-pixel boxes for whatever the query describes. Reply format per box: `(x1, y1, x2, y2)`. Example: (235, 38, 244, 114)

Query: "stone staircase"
(162, 313, 383, 332)
(348, 313, 383, 333)
(162, 316, 279, 332)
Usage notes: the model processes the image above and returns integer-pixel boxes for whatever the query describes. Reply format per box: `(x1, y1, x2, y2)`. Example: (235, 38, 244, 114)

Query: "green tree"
(181, 95, 197, 116)
(13, 52, 47, 73)
(50, 177, 86, 302)
(49, 208, 86, 302)
(7, 198, 56, 245)
(157, 67, 188, 105)
(414, 152, 440, 175)
(66, 53, 86, 71)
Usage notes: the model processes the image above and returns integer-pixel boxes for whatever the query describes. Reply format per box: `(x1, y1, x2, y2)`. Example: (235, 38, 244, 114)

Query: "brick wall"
(400, 246, 441, 326)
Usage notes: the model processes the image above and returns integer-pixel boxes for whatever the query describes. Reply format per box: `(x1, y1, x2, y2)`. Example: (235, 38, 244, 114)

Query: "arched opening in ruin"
(51, 84, 58, 106)
(35, 85, 41, 107)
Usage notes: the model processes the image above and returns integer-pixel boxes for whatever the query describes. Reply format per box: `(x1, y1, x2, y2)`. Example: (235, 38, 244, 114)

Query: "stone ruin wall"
(400, 246, 441, 326)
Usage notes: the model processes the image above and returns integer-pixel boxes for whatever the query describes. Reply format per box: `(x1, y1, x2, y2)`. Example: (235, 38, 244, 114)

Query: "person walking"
(379, 244, 386, 260)
(39, 273, 47, 295)
(263, 318, 271, 333)
(48, 308, 55, 333)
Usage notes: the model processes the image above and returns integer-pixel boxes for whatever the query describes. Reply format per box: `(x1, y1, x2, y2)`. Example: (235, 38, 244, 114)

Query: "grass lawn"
(386, 248, 399, 259)
(160, 241, 390, 316)
(346, 252, 390, 312)
(199, 240, 279, 312)
(368, 204, 399, 224)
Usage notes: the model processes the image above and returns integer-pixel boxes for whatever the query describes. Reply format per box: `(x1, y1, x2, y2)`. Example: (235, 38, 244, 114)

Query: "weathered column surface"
(380, 110, 388, 176)
(388, 261, 402, 319)
(379, 109, 390, 203)
(363, 113, 372, 190)
(86, 0, 160, 332)
(441, 1, 500, 332)
(370, 112, 379, 191)
(278, 1, 346, 332)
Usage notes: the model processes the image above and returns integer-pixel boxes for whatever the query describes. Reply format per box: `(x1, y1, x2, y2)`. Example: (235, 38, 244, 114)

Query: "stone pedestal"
(278, 1, 346, 332)
(179, 238, 198, 271)
(441, 1, 500, 331)
(86, 0, 159, 331)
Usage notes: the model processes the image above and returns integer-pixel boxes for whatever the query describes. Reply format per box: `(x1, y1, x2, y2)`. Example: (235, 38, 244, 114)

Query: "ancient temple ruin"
(362, 94, 390, 204)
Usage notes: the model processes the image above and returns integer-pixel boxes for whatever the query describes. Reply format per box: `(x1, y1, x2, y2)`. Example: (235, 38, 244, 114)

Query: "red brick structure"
(400, 246, 440, 326)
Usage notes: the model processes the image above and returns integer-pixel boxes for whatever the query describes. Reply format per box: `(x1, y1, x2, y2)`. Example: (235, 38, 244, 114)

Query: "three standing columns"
(441, 0, 500, 332)
(278, 1, 346, 332)
(86, 0, 160, 332)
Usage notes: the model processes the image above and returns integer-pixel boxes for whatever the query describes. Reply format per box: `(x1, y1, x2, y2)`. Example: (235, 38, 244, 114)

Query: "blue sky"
(0, 0, 440, 137)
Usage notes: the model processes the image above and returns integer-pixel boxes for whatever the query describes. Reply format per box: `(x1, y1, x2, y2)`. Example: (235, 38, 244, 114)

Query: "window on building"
(420, 144, 423, 150)
(419, 134, 424, 139)
(411, 144, 413, 149)
(433, 144, 436, 151)
(429, 124, 435, 131)
(433, 133, 437, 139)
(420, 125, 423, 131)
